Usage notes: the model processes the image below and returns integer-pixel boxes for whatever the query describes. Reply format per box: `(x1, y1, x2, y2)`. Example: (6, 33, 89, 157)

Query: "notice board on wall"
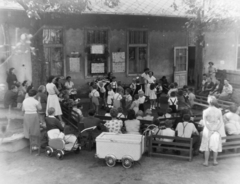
(91, 44, 104, 54)
(91, 63, 105, 73)
(69, 58, 80, 72)
(112, 52, 125, 73)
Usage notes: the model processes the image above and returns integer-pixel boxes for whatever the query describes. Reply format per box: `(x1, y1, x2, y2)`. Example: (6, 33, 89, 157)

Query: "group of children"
(89, 75, 196, 118)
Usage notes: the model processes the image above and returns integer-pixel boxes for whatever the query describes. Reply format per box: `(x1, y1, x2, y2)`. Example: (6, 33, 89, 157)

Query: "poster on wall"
(69, 58, 80, 72)
(91, 45, 104, 54)
(112, 52, 125, 73)
(91, 63, 105, 73)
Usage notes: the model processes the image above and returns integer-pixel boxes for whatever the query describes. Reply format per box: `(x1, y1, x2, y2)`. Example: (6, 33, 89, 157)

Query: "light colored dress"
(149, 88, 157, 100)
(200, 106, 226, 152)
(104, 119, 123, 133)
(46, 83, 62, 116)
(145, 76, 156, 96)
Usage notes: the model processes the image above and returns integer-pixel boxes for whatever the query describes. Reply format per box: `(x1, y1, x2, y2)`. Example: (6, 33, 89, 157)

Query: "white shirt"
(141, 73, 150, 82)
(159, 128, 175, 142)
(125, 94, 132, 102)
(143, 115, 154, 121)
(168, 97, 178, 106)
(168, 88, 178, 97)
(107, 90, 115, 104)
(176, 122, 198, 138)
(22, 97, 40, 114)
(65, 81, 74, 89)
(148, 76, 156, 84)
(113, 93, 122, 100)
(105, 113, 111, 117)
(111, 81, 118, 89)
(90, 89, 100, 97)
(138, 96, 146, 104)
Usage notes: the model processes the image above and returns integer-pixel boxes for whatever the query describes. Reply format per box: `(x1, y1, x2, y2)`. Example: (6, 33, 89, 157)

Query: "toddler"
(149, 83, 157, 110)
(98, 81, 106, 107)
(110, 76, 118, 92)
(124, 88, 132, 109)
(130, 94, 140, 114)
(168, 91, 178, 113)
(106, 85, 115, 108)
(113, 87, 123, 109)
(133, 78, 142, 96)
(89, 84, 100, 114)
(130, 78, 137, 96)
(138, 90, 146, 112)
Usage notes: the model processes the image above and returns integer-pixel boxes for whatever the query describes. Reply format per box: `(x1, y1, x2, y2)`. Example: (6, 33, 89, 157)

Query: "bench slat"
(222, 135, 240, 140)
(222, 141, 240, 146)
(151, 145, 190, 152)
(150, 152, 191, 160)
(151, 140, 190, 147)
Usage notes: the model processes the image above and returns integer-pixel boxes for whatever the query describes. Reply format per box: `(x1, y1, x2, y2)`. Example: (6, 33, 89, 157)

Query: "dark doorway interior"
(188, 46, 195, 85)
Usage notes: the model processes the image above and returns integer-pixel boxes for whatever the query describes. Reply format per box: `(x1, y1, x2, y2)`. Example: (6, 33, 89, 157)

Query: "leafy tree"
(172, 0, 240, 89)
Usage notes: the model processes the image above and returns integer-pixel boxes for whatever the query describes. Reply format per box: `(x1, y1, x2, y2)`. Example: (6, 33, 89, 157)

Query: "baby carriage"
(45, 126, 96, 160)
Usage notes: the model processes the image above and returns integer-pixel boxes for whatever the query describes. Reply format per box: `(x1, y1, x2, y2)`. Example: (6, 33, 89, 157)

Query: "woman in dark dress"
(160, 76, 169, 94)
(6, 68, 18, 90)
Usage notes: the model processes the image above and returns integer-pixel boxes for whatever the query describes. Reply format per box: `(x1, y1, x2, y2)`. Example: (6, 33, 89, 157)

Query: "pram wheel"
(45, 146, 53, 157)
(122, 156, 133, 169)
(56, 150, 64, 160)
(105, 155, 116, 167)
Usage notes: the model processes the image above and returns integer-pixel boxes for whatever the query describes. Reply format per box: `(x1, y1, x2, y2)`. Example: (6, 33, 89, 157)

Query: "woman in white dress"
(46, 76, 63, 122)
(145, 71, 156, 97)
(200, 96, 226, 166)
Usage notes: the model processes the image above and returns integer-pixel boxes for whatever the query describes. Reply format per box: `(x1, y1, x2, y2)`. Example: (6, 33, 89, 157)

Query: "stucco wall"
(204, 31, 237, 72)
(149, 30, 188, 82)
(0, 25, 32, 88)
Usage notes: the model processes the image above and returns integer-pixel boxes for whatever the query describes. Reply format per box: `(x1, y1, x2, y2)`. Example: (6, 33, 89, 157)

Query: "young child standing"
(156, 81, 163, 108)
(124, 88, 132, 109)
(110, 76, 118, 92)
(133, 78, 142, 96)
(168, 91, 178, 113)
(113, 87, 123, 109)
(149, 83, 157, 110)
(130, 94, 140, 114)
(98, 81, 106, 108)
(89, 84, 100, 114)
(130, 78, 137, 96)
(138, 90, 146, 112)
(107, 85, 115, 108)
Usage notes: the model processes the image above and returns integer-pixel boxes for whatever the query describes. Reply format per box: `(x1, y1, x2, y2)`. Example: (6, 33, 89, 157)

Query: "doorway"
(188, 46, 195, 86)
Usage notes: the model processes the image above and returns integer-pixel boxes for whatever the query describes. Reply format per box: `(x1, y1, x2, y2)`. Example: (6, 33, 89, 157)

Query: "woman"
(200, 77, 214, 96)
(64, 76, 74, 92)
(217, 79, 233, 101)
(200, 96, 226, 166)
(145, 71, 156, 97)
(22, 89, 42, 139)
(46, 76, 63, 122)
(124, 109, 140, 134)
(223, 104, 240, 135)
(6, 68, 18, 89)
(35, 85, 48, 126)
(104, 108, 123, 133)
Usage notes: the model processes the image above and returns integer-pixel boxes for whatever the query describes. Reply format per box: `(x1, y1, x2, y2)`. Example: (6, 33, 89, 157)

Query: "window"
(43, 27, 64, 77)
(128, 30, 148, 74)
(86, 29, 108, 76)
(237, 34, 240, 69)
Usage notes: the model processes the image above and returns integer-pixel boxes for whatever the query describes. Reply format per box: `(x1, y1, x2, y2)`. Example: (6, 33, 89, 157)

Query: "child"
(110, 76, 118, 92)
(130, 78, 137, 96)
(188, 88, 196, 108)
(175, 114, 200, 155)
(136, 110, 144, 120)
(138, 90, 146, 112)
(113, 87, 123, 109)
(106, 85, 115, 108)
(174, 82, 178, 91)
(130, 94, 140, 114)
(143, 109, 154, 121)
(168, 91, 178, 113)
(105, 107, 111, 117)
(167, 83, 177, 97)
(98, 81, 106, 108)
(89, 84, 100, 114)
(124, 88, 132, 109)
(133, 78, 142, 96)
(149, 83, 157, 110)
(156, 80, 163, 108)
(72, 103, 83, 119)
(117, 107, 125, 118)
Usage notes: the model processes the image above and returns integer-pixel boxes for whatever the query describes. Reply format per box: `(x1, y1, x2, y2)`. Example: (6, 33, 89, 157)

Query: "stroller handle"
(80, 126, 97, 133)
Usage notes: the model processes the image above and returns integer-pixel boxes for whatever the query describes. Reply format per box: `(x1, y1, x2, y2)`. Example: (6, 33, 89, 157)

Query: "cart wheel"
(45, 146, 53, 157)
(122, 156, 133, 169)
(105, 155, 116, 167)
(56, 150, 64, 160)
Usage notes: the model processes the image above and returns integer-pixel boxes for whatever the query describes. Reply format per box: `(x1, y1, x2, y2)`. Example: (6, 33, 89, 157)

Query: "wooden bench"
(218, 135, 240, 158)
(61, 104, 80, 130)
(194, 95, 234, 110)
(148, 135, 193, 161)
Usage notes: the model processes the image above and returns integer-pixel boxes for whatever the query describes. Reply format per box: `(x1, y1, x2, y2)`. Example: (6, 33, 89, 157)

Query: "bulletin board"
(91, 44, 104, 54)
(69, 57, 80, 72)
(91, 63, 105, 74)
(112, 52, 125, 73)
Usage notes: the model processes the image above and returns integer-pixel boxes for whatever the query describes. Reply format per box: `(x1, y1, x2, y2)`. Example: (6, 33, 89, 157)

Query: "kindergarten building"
(0, 0, 240, 98)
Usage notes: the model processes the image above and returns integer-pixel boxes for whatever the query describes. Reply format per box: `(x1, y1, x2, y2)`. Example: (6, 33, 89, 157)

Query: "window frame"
(127, 29, 149, 76)
(84, 28, 110, 78)
(42, 26, 66, 77)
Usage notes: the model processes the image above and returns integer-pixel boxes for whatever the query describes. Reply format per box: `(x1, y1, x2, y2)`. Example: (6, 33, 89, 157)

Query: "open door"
(174, 47, 188, 88)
